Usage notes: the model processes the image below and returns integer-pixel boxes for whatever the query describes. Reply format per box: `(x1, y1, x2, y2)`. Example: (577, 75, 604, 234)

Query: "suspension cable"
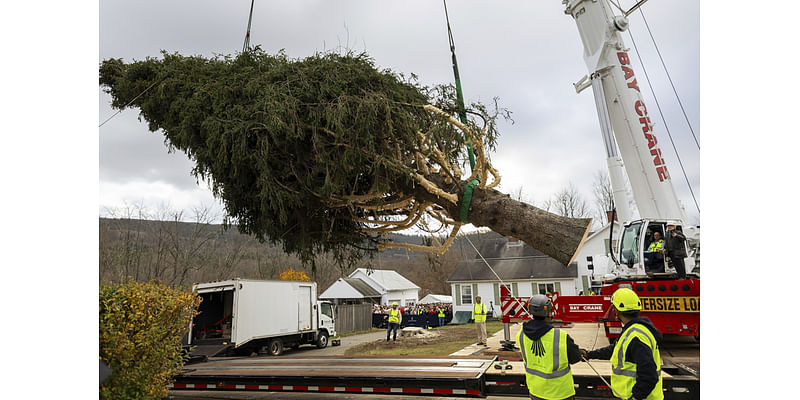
(637, 7, 700, 150)
(626, 30, 701, 214)
(242, 0, 255, 53)
(464, 233, 506, 286)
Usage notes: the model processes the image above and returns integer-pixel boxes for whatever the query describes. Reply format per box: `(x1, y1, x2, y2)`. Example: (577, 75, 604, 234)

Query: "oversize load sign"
(640, 296, 699, 313)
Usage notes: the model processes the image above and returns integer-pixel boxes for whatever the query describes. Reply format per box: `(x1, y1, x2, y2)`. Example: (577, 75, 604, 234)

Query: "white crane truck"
(502, 0, 700, 344)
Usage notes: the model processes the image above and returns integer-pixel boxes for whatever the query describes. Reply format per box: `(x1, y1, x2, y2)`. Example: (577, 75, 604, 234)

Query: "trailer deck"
(171, 356, 496, 397)
(170, 323, 698, 398)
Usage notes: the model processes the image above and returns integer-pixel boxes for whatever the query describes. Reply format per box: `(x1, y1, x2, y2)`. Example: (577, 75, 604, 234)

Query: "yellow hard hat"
(392, 302, 398, 306)
(612, 288, 641, 312)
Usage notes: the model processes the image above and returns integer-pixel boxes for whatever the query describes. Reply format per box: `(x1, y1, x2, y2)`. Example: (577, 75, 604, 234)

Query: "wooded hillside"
(99, 217, 505, 296)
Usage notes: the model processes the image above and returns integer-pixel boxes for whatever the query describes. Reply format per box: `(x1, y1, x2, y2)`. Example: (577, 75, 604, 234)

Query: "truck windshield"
(620, 221, 642, 266)
(321, 302, 333, 319)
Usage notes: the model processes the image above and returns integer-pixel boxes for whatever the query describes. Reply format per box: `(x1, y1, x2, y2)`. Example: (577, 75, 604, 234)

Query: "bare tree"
(163, 205, 222, 287)
(541, 184, 592, 219)
(592, 169, 614, 224)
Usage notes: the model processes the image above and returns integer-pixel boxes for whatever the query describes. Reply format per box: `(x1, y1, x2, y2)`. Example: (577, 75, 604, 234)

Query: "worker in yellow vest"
(517, 294, 582, 400)
(644, 231, 665, 272)
(584, 288, 664, 400)
(472, 296, 488, 346)
(384, 302, 402, 342)
(437, 307, 446, 327)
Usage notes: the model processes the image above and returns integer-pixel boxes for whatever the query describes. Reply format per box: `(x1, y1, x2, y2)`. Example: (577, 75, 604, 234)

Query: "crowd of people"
(372, 303, 452, 316)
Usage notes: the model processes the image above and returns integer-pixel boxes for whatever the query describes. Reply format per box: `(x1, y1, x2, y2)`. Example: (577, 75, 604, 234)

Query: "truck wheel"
(266, 338, 283, 356)
(316, 332, 329, 349)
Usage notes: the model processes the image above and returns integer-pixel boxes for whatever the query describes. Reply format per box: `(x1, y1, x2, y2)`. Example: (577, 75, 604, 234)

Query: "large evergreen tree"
(100, 49, 591, 268)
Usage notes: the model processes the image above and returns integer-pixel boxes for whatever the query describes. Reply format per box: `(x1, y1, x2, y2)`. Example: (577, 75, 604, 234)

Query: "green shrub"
(99, 280, 201, 399)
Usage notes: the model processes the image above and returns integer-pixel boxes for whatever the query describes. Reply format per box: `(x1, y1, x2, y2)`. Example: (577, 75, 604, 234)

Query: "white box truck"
(188, 279, 336, 356)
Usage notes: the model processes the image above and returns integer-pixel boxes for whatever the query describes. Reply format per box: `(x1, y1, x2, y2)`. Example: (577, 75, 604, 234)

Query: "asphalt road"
(286, 330, 387, 357)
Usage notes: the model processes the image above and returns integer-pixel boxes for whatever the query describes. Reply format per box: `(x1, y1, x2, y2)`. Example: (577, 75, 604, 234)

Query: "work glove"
(580, 349, 589, 359)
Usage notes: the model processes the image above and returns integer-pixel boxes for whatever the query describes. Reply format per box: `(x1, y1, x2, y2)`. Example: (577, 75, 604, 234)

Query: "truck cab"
(317, 300, 337, 346)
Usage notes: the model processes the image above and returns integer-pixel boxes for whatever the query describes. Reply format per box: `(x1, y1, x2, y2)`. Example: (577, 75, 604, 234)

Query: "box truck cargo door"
(299, 285, 312, 331)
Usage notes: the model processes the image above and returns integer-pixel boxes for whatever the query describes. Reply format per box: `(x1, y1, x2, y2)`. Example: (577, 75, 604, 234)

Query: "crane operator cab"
(618, 219, 693, 278)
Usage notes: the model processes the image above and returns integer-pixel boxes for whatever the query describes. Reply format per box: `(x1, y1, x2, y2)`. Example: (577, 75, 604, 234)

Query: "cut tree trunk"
(414, 176, 592, 267)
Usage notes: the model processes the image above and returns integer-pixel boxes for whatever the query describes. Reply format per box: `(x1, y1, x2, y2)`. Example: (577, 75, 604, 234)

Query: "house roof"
(419, 294, 453, 304)
(319, 277, 382, 300)
(584, 221, 622, 242)
(350, 268, 420, 291)
(342, 278, 382, 297)
(447, 233, 577, 282)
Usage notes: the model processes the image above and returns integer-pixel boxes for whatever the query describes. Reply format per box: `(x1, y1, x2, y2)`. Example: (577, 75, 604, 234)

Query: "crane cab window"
(620, 221, 642, 266)
(644, 223, 669, 273)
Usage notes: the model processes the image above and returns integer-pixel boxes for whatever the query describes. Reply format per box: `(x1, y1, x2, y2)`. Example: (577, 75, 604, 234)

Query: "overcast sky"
(98, 0, 700, 225)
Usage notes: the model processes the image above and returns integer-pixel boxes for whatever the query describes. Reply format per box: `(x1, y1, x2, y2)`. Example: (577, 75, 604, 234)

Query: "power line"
(99, 78, 161, 128)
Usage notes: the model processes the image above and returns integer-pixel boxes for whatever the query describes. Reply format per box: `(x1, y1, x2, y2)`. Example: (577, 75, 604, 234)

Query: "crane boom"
(565, 0, 687, 222)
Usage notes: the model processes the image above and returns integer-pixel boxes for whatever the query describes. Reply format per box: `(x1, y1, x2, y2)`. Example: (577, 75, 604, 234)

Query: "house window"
(461, 285, 473, 305)
(537, 283, 555, 295)
(604, 239, 619, 254)
(406, 300, 415, 306)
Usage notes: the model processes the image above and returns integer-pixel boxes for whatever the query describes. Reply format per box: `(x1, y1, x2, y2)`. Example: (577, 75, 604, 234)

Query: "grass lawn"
(344, 320, 505, 357)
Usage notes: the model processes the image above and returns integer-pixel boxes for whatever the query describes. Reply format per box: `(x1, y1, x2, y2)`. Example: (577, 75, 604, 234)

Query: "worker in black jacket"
(664, 223, 687, 279)
(583, 288, 663, 400)
(518, 294, 582, 400)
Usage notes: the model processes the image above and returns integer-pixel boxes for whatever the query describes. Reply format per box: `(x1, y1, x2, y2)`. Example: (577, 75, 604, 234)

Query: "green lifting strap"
(444, 0, 479, 223)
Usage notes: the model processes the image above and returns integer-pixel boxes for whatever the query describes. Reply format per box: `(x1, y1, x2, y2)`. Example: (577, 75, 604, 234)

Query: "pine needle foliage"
(100, 48, 506, 269)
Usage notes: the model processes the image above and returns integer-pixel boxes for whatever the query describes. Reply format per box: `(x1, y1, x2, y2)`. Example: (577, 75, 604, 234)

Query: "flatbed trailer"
(169, 354, 699, 398)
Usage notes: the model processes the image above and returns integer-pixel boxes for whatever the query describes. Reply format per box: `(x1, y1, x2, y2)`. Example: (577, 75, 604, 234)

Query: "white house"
(447, 233, 580, 318)
(349, 268, 420, 306)
(573, 221, 623, 290)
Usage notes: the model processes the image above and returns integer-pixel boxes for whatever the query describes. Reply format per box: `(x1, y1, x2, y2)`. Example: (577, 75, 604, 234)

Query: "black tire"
(266, 338, 283, 356)
(316, 331, 329, 349)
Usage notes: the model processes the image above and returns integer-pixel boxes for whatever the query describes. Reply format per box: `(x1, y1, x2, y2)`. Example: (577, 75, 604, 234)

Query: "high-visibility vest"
(517, 327, 575, 400)
(648, 239, 664, 252)
(388, 309, 401, 323)
(419, 309, 425, 315)
(472, 303, 487, 323)
(610, 323, 664, 400)
(438, 309, 445, 318)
